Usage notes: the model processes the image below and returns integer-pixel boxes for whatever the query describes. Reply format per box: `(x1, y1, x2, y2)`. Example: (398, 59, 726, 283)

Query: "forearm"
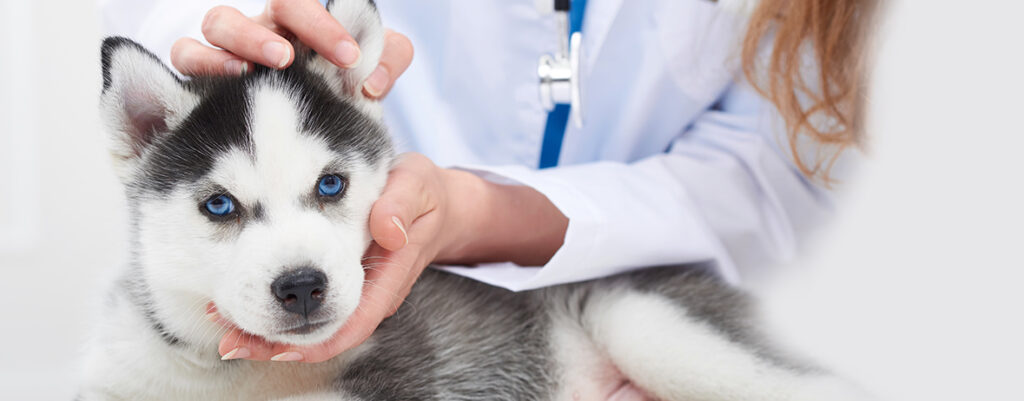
(436, 168, 568, 267)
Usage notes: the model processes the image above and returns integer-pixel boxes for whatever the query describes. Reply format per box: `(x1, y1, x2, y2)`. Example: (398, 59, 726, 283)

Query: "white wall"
(756, 1, 1024, 400)
(1, 0, 1022, 400)
(0, 0, 126, 399)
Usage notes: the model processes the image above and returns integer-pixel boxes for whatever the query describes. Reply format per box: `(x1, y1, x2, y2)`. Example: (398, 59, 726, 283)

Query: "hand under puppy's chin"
(261, 317, 347, 346)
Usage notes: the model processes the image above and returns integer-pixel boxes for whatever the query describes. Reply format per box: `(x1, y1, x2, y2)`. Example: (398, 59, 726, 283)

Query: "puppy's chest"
(97, 345, 345, 401)
(203, 361, 342, 400)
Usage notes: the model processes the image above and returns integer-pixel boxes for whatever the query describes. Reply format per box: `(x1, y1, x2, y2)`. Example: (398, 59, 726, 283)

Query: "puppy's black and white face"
(100, 35, 392, 345)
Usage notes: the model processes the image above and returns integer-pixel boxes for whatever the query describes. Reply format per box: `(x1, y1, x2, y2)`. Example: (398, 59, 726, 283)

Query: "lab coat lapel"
(580, 0, 625, 71)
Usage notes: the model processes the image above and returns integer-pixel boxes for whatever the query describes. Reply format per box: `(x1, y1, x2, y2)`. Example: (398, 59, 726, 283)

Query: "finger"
(264, 0, 361, 68)
(202, 5, 294, 69)
(218, 327, 285, 360)
(211, 300, 292, 360)
(204, 302, 236, 328)
(362, 29, 415, 99)
(368, 154, 438, 251)
(171, 37, 252, 76)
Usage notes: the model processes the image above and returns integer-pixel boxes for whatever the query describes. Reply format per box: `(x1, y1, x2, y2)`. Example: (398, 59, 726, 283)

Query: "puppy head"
(99, 2, 391, 346)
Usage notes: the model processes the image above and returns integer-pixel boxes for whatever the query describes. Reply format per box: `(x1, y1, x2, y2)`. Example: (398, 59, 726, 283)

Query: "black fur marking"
(135, 76, 254, 193)
(252, 201, 266, 221)
(147, 315, 183, 347)
(300, 94, 391, 167)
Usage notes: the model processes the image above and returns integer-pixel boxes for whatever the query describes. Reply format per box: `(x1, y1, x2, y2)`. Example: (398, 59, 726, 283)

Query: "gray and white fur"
(79, 0, 872, 400)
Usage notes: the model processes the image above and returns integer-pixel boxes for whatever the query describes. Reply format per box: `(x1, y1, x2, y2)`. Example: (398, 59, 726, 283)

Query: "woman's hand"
(213, 153, 569, 362)
(170, 0, 413, 98)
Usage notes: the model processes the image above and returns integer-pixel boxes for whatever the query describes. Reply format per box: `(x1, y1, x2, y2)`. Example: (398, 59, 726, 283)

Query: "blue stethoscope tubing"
(539, 0, 586, 169)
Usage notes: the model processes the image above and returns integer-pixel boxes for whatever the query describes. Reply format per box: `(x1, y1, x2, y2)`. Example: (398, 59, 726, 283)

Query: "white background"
(0, 0, 130, 398)
(1, 0, 1022, 399)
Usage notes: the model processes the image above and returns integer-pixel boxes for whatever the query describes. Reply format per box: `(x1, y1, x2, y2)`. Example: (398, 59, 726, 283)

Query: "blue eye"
(204, 195, 235, 216)
(318, 174, 345, 197)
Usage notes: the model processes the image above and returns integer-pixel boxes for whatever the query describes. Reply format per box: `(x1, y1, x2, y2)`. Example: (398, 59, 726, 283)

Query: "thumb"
(368, 154, 438, 251)
(368, 198, 412, 252)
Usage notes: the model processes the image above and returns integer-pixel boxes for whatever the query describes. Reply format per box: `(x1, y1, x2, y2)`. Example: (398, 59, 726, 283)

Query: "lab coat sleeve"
(440, 80, 840, 291)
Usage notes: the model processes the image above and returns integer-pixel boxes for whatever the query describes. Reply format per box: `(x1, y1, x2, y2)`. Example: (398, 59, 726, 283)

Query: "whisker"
(361, 280, 420, 315)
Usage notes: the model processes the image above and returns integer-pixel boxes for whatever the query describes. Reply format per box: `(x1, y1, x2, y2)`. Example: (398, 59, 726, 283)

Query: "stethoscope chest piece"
(537, 2, 584, 128)
(538, 32, 583, 128)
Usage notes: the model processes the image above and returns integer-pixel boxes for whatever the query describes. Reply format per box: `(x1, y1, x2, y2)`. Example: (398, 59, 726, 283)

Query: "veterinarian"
(100, 0, 872, 363)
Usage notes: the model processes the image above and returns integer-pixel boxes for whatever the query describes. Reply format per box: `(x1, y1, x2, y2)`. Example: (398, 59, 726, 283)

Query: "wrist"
(435, 168, 568, 267)
(434, 168, 489, 263)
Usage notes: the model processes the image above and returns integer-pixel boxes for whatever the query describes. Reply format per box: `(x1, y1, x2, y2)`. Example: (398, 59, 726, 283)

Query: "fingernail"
(334, 40, 361, 68)
(224, 59, 245, 76)
(263, 41, 290, 69)
(270, 351, 304, 362)
(363, 65, 390, 97)
(221, 347, 251, 360)
(205, 312, 219, 323)
(391, 216, 409, 247)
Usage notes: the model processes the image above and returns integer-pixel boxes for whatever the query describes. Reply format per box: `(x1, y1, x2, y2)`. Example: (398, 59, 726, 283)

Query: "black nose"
(271, 268, 328, 317)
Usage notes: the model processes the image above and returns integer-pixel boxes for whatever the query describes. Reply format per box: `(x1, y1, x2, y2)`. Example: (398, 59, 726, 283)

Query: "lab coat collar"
(718, 0, 760, 16)
(582, 0, 757, 71)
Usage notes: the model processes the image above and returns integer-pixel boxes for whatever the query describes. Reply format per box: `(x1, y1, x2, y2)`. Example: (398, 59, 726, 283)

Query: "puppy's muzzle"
(272, 267, 328, 318)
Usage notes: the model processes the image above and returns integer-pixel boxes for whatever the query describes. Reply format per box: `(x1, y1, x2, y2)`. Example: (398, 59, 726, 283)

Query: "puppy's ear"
(301, 0, 385, 117)
(100, 37, 199, 177)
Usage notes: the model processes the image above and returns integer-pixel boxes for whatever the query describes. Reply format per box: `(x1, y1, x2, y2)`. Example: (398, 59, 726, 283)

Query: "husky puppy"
(80, 0, 870, 400)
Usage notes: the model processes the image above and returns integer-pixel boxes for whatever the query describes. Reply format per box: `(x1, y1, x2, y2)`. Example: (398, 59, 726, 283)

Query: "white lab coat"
(99, 0, 839, 291)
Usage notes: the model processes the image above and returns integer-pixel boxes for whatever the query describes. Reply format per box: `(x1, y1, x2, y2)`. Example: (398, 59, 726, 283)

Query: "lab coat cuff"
(434, 164, 603, 292)
(436, 161, 742, 291)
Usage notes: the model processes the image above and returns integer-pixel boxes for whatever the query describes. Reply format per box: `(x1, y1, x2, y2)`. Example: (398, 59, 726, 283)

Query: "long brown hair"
(741, 0, 879, 184)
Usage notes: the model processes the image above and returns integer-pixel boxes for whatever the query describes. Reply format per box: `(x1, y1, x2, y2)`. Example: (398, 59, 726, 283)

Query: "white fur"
(580, 290, 873, 401)
(550, 314, 633, 401)
(305, 0, 385, 118)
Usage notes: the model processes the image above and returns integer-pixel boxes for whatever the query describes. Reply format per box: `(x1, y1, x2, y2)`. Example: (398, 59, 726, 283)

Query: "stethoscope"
(537, 0, 584, 128)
